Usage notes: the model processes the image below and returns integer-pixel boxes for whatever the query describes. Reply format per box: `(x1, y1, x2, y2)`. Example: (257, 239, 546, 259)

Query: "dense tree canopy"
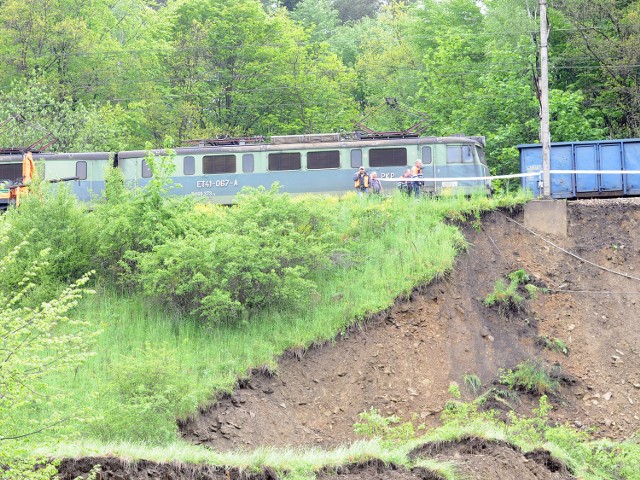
(0, 0, 636, 172)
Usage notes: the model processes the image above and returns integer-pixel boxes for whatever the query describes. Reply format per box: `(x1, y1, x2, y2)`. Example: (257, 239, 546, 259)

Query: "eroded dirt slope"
(59, 199, 640, 479)
(180, 199, 640, 450)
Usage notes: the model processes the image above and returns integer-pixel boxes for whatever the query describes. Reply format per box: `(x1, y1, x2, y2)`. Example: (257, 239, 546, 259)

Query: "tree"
(332, 0, 382, 22)
(291, 0, 341, 43)
(168, 0, 357, 138)
(0, 227, 98, 477)
(554, 0, 640, 137)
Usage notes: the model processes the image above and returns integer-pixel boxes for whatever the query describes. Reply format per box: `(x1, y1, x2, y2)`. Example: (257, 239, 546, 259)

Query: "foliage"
(499, 360, 560, 395)
(0, 229, 97, 478)
(137, 185, 337, 324)
(463, 373, 482, 396)
(508, 268, 529, 285)
(447, 382, 461, 399)
(483, 279, 524, 314)
(483, 269, 545, 316)
(92, 144, 194, 285)
(353, 407, 422, 446)
(0, 180, 95, 302)
(0, 192, 525, 448)
(89, 343, 198, 444)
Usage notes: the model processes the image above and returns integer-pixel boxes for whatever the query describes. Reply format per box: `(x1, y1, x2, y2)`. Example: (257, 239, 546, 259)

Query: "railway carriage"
(519, 138, 640, 199)
(117, 134, 491, 203)
(31, 152, 112, 201)
(2, 133, 491, 206)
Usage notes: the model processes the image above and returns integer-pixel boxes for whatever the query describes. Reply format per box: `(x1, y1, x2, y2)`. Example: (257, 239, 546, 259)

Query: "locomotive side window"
(183, 156, 195, 175)
(142, 159, 152, 178)
(369, 148, 407, 167)
(447, 146, 474, 164)
(203, 155, 236, 174)
(307, 150, 340, 169)
(242, 154, 254, 173)
(350, 149, 362, 168)
(76, 161, 87, 180)
(476, 147, 487, 166)
(422, 146, 432, 165)
(463, 146, 473, 163)
(268, 152, 301, 171)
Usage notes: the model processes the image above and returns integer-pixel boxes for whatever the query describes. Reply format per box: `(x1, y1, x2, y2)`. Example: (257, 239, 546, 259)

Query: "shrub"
(92, 149, 194, 285)
(500, 360, 560, 395)
(483, 279, 524, 315)
(137, 185, 338, 324)
(0, 180, 95, 301)
(508, 268, 530, 284)
(353, 408, 421, 446)
(483, 269, 545, 316)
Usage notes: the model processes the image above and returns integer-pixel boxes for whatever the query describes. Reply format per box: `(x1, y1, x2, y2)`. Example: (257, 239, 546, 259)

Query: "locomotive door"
(421, 145, 435, 193)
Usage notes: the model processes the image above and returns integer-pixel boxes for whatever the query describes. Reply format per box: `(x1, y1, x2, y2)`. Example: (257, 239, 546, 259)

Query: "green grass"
(499, 360, 560, 395)
(6, 191, 531, 449)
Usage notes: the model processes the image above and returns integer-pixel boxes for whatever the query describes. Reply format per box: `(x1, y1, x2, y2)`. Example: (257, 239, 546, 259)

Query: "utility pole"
(539, 0, 551, 197)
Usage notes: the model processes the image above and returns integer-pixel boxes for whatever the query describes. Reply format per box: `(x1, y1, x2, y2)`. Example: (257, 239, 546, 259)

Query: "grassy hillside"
(4, 182, 640, 479)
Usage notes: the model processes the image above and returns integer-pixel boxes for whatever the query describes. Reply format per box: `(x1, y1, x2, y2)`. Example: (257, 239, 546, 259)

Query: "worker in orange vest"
(353, 166, 369, 195)
(410, 160, 423, 197)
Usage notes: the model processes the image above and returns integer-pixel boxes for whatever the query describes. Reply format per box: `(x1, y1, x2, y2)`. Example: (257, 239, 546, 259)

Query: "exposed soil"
(410, 437, 574, 480)
(60, 198, 640, 479)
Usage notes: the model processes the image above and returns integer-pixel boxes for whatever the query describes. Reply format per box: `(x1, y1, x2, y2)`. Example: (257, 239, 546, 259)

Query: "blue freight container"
(519, 139, 640, 198)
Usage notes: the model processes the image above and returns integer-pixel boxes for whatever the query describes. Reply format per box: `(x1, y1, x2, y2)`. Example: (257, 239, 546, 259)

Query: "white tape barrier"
(377, 171, 538, 182)
(376, 170, 640, 183)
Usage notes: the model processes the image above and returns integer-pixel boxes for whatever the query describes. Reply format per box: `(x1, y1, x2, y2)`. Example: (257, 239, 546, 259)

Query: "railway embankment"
(39, 197, 640, 478)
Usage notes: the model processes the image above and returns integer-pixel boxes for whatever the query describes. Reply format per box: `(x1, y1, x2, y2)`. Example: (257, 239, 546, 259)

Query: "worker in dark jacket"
(398, 168, 412, 194)
(353, 166, 369, 195)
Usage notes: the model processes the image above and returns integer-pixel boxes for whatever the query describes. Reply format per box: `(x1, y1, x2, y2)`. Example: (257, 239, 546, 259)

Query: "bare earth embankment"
(60, 199, 640, 479)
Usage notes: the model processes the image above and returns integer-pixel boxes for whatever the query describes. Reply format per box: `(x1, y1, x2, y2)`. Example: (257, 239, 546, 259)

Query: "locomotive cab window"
(203, 155, 236, 174)
(446, 146, 474, 164)
(242, 154, 254, 173)
(422, 146, 433, 165)
(76, 161, 87, 180)
(0, 163, 23, 182)
(183, 156, 195, 175)
(307, 150, 340, 169)
(369, 148, 407, 167)
(142, 159, 152, 178)
(268, 152, 301, 171)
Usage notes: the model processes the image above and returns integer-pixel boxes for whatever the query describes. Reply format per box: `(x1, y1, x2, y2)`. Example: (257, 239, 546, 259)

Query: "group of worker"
(352, 160, 424, 196)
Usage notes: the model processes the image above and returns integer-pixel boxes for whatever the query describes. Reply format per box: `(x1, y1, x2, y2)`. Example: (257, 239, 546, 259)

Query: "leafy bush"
(92, 149, 194, 286)
(508, 268, 530, 284)
(483, 269, 545, 316)
(483, 279, 524, 314)
(0, 180, 95, 301)
(500, 361, 560, 395)
(137, 185, 338, 324)
(353, 408, 422, 446)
